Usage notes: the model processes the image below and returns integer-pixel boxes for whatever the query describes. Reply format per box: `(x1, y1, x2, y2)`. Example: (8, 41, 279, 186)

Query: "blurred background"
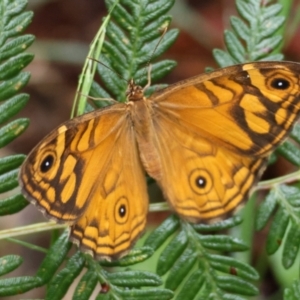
(1, 0, 300, 299)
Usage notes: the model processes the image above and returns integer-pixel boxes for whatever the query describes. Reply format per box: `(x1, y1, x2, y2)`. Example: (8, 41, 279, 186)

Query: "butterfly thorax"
(126, 79, 144, 102)
(127, 82, 162, 181)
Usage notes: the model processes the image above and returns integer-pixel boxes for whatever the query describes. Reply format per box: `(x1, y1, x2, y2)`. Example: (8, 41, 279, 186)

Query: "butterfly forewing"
(151, 61, 300, 156)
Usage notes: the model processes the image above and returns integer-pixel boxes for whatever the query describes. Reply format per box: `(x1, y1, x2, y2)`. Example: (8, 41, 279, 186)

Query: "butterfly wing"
(151, 117, 267, 222)
(148, 61, 300, 222)
(19, 104, 148, 259)
(151, 61, 300, 156)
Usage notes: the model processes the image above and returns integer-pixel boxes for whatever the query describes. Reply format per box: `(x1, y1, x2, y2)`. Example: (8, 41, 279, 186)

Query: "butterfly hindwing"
(151, 112, 267, 222)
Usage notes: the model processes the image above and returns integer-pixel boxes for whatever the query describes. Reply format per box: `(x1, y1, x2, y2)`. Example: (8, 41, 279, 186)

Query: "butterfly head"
(126, 79, 144, 102)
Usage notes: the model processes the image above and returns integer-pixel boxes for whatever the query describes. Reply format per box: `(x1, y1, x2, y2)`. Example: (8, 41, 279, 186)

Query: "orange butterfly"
(19, 61, 300, 260)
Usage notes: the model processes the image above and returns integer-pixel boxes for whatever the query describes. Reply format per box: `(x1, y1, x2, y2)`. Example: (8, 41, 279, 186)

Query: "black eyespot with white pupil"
(271, 78, 290, 90)
(119, 204, 126, 218)
(189, 169, 213, 196)
(40, 154, 54, 173)
(115, 197, 129, 224)
(196, 176, 206, 188)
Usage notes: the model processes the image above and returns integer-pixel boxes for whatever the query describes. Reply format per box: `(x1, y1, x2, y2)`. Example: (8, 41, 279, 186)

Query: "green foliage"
(0, 0, 299, 299)
(0, 231, 70, 296)
(256, 184, 300, 270)
(0, 0, 33, 215)
(213, 0, 285, 66)
(90, 0, 178, 105)
(144, 215, 259, 299)
(284, 280, 300, 300)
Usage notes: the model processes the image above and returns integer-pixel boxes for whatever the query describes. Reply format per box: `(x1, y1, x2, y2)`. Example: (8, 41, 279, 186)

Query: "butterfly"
(19, 61, 300, 260)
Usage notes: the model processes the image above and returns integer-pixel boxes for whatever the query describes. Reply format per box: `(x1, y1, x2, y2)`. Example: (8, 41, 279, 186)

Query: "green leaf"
(73, 269, 98, 300)
(207, 254, 259, 281)
(46, 252, 86, 300)
(284, 280, 300, 300)
(0, 154, 25, 174)
(0, 118, 29, 148)
(2, 11, 33, 41)
(0, 53, 33, 80)
(266, 206, 289, 255)
(0, 276, 42, 297)
(0, 72, 30, 101)
(4, 0, 27, 16)
(276, 141, 300, 166)
(212, 49, 236, 68)
(0, 169, 18, 193)
(230, 16, 250, 41)
(255, 189, 277, 231)
(290, 123, 300, 144)
(106, 271, 162, 287)
(282, 220, 300, 269)
(224, 30, 245, 62)
(253, 35, 282, 54)
(0, 34, 34, 62)
(144, 215, 180, 251)
(281, 185, 300, 207)
(216, 275, 259, 296)
(36, 230, 72, 282)
(198, 235, 248, 252)
(236, 0, 255, 22)
(192, 216, 243, 232)
(157, 229, 188, 276)
(261, 3, 282, 19)
(165, 244, 198, 291)
(0, 193, 28, 215)
(0, 94, 29, 124)
(135, 59, 177, 86)
(99, 246, 154, 267)
(260, 16, 285, 38)
(175, 269, 205, 300)
(117, 288, 174, 300)
(0, 255, 23, 276)
(260, 53, 283, 61)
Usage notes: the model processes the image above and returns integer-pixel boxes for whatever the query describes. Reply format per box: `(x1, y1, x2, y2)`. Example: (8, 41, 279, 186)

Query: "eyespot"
(119, 204, 126, 218)
(40, 154, 54, 173)
(115, 197, 129, 224)
(189, 169, 213, 196)
(270, 77, 290, 90)
(196, 176, 206, 188)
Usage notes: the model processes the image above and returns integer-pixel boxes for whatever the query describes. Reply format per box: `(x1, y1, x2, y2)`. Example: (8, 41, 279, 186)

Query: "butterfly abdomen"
(130, 99, 162, 181)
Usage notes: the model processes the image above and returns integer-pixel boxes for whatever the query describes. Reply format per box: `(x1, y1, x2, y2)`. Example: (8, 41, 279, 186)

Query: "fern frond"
(0, 0, 34, 218)
(144, 215, 259, 299)
(213, 0, 285, 67)
(90, 0, 178, 106)
(0, 230, 70, 297)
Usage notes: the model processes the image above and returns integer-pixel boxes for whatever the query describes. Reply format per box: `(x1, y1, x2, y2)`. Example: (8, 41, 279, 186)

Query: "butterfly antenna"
(146, 25, 168, 67)
(88, 57, 128, 84)
(78, 92, 118, 104)
(143, 24, 168, 89)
